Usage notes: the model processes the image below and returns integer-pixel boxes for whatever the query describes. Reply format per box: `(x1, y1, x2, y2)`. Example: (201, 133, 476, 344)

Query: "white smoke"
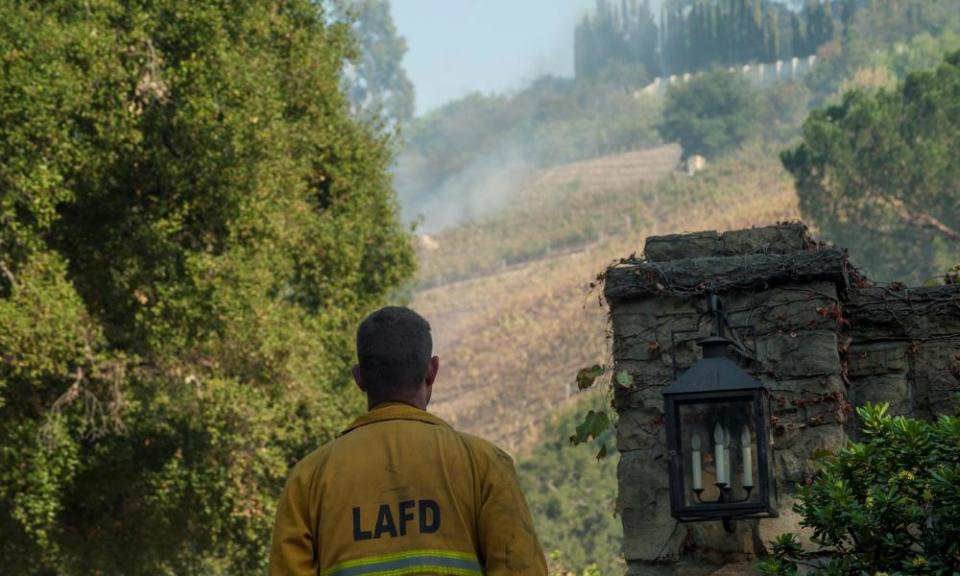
(396, 144, 535, 233)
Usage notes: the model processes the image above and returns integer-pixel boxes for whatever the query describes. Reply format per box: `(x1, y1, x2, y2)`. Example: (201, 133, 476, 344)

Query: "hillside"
(414, 145, 681, 288)
(413, 144, 801, 452)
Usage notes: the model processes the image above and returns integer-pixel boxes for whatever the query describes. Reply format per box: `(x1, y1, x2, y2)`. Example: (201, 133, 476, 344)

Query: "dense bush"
(660, 68, 763, 159)
(0, 1, 413, 573)
(759, 403, 960, 575)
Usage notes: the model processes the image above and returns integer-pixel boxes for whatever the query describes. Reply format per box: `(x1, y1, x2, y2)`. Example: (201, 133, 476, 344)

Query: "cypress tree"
(766, 6, 781, 62)
(790, 11, 804, 57)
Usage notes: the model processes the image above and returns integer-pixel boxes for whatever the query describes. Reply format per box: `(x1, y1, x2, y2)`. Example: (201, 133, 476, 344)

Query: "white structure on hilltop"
(636, 55, 817, 97)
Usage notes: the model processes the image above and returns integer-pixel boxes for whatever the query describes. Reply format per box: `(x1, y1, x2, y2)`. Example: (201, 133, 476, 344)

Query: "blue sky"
(392, 0, 597, 116)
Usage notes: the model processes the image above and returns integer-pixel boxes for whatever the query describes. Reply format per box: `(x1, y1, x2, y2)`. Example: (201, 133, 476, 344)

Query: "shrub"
(759, 403, 960, 575)
(660, 68, 762, 159)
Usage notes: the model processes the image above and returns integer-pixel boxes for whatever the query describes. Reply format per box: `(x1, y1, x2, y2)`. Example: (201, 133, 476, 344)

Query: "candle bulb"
(724, 430, 732, 489)
(691, 434, 703, 491)
(713, 423, 726, 486)
(741, 426, 754, 489)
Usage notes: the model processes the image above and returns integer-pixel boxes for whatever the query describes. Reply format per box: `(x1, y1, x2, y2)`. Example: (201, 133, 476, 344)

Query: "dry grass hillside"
(413, 144, 801, 452)
(414, 145, 682, 288)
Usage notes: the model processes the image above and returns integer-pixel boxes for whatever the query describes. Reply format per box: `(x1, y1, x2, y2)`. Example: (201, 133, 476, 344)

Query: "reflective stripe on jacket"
(268, 402, 548, 576)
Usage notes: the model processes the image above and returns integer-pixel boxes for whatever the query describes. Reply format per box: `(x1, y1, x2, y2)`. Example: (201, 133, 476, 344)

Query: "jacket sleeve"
(267, 467, 316, 576)
(477, 446, 548, 576)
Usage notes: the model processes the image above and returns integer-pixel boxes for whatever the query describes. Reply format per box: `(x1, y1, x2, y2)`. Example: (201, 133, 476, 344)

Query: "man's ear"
(424, 355, 440, 387)
(352, 364, 365, 393)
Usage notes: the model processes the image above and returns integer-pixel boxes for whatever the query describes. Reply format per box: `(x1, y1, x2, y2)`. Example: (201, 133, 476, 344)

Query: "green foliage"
(661, 68, 763, 158)
(792, 0, 835, 57)
(0, 1, 413, 574)
(575, 0, 658, 79)
(661, 0, 824, 73)
(782, 50, 960, 283)
(570, 410, 612, 457)
(339, 0, 416, 127)
(803, 0, 960, 105)
(577, 0, 839, 78)
(875, 31, 960, 82)
(759, 403, 960, 575)
(576, 365, 605, 391)
(844, 0, 960, 56)
(574, 0, 960, 115)
(518, 394, 623, 576)
(574, 0, 840, 79)
(571, 367, 630, 460)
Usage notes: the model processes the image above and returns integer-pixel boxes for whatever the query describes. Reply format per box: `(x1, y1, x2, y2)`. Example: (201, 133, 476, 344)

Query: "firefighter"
(268, 306, 548, 576)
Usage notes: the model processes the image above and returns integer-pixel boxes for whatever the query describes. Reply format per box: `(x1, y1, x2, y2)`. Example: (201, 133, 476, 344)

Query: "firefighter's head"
(353, 306, 439, 409)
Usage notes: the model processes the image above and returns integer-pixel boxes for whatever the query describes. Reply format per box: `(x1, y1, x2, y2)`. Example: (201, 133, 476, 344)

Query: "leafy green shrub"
(660, 68, 763, 159)
(759, 403, 960, 575)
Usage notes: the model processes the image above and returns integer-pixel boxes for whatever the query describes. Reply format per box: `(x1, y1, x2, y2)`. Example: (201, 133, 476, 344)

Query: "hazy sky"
(392, 0, 597, 116)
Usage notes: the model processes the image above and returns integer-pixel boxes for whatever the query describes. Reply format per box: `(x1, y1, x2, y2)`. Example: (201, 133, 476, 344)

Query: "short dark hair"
(356, 306, 432, 396)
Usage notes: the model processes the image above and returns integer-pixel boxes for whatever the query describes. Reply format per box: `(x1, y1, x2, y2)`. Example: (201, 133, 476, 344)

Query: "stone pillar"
(606, 223, 960, 574)
(606, 223, 850, 574)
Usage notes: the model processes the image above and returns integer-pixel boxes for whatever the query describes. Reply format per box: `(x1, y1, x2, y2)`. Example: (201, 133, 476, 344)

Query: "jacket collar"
(341, 401, 451, 435)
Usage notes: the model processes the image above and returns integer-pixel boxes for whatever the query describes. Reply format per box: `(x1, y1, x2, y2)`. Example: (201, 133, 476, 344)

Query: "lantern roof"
(663, 336, 763, 396)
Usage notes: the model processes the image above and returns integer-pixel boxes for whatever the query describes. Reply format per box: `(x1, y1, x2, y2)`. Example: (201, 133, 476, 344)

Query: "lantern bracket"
(669, 290, 757, 379)
(694, 485, 755, 533)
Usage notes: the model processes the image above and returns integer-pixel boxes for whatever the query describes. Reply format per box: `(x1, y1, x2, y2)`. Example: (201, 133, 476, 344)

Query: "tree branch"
(878, 196, 960, 241)
(50, 368, 85, 413)
(0, 258, 16, 288)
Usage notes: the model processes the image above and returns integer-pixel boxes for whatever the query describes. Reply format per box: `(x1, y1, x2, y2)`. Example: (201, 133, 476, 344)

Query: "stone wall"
(604, 223, 960, 575)
(845, 285, 960, 422)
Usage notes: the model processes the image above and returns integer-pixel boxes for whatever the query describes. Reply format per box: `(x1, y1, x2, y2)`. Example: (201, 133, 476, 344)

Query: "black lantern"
(663, 294, 776, 532)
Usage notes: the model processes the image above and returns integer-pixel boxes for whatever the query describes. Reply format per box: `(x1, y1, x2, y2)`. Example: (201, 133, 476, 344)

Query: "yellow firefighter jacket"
(268, 402, 548, 576)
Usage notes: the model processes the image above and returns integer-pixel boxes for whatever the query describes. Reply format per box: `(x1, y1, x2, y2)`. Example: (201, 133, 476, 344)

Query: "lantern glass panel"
(678, 399, 760, 507)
